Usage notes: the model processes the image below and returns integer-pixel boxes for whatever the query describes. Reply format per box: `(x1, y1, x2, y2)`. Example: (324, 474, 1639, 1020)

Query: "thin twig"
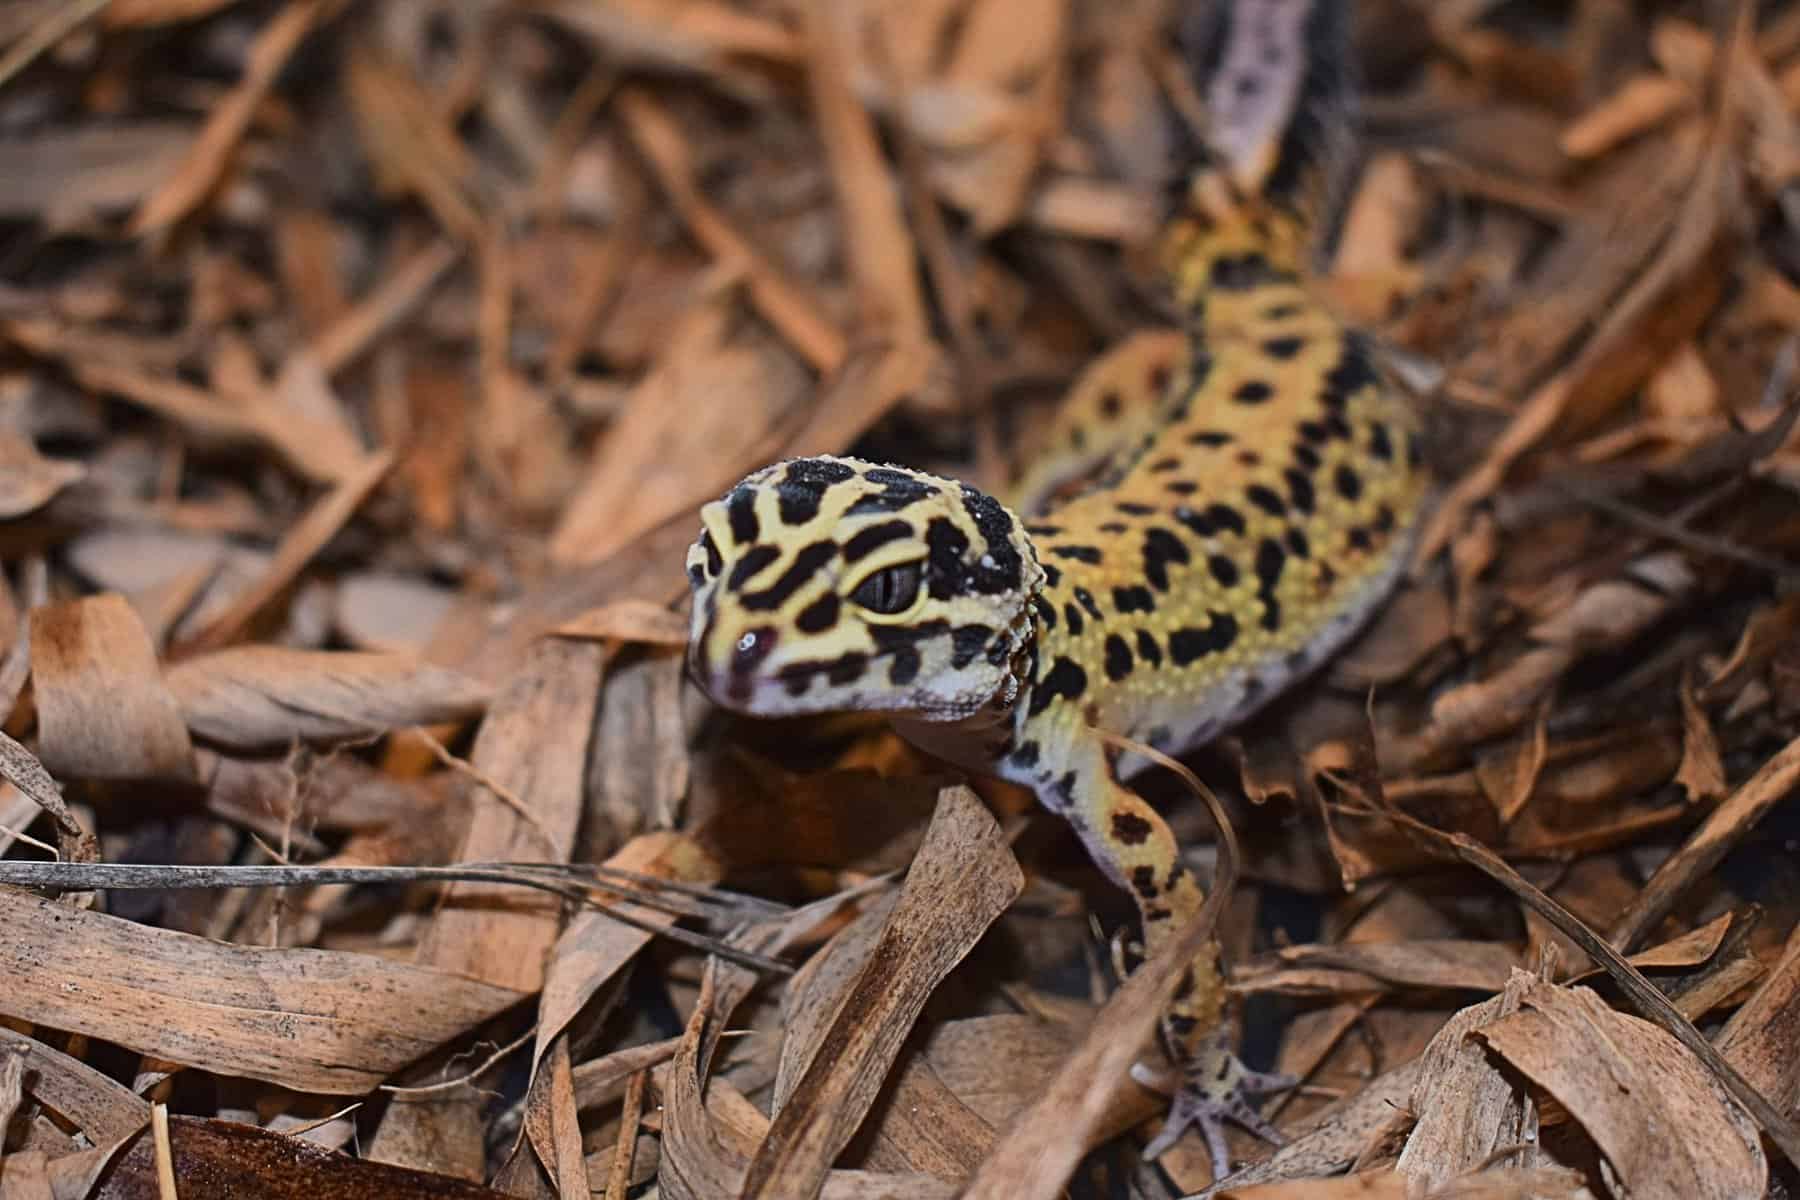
(0, 860, 793, 974)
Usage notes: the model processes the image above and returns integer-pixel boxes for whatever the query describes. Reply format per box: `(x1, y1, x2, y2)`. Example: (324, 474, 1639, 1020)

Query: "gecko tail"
(1179, 0, 1357, 205)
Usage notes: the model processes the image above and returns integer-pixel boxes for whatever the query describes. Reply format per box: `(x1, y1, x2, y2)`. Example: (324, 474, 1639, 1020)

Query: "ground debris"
(0, 2, 1799, 1198)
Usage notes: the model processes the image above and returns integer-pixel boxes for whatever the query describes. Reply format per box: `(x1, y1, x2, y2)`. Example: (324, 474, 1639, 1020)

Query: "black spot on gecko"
(1375, 504, 1396, 533)
(925, 518, 971, 600)
(1246, 484, 1286, 517)
(727, 544, 780, 591)
(1368, 422, 1393, 461)
(1104, 634, 1134, 681)
(1187, 430, 1233, 447)
(1032, 596, 1056, 630)
(1286, 528, 1311, 558)
(1324, 333, 1380, 403)
(1113, 585, 1155, 614)
(842, 519, 912, 563)
(777, 458, 857, 524)
(1111, 811, 1153, 846)
(1165, 481, 1199, 496)
(1116, 501, 1156, 516)
(1024, 523, 1063, 537)
(888, 645, 921, 685)
(1028, 657, 1088, 715)
(726, 487, 760, 543)
(1262, 336, 1304, 359)
(1293, 443, 1321, 470)
(847, 467, 937, 514)
(1074, 588, 1103, 620)
(950, 624, 995, 668)
(1099, 521, 1128, 534)
(1168, 612, 1239, 664)
(1050, 545, 1103, 564)
(1142, 528, 1190, 591)
(1209, 253, 1295, 290)
(1208, 554, 1240, 587)
(1064, 603, 1085, 636)
(1285, 468, 1315, 514)
(1348, 527, 1373, 552)
(959, 484, 1023, 593)
(795, 594, 839, 633)
(810, 654, 858, 687)
(700, 531, 723, 576)
(1203, 504, 1247, 536)
(1135, 630, 1162, 666)
(1255, 538, 1286, 590)
(1130, 864, 1160, 898)
(1173, 506, 1213, 538)
(1040, 562, 1062, 587)
(1335, 464, 1363, 501)
(1233, 380, 1274, 405)
(1099, 390, 1122, 418)
(1148, 456, 1182, 473)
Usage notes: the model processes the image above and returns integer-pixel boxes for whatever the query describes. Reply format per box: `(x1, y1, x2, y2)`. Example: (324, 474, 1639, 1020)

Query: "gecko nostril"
(730, 626, 778, 675)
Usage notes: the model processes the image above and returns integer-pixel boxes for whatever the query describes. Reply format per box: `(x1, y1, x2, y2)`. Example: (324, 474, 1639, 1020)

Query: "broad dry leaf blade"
(164, 646, 492, 749)
(1476, 974, 1765, 1200)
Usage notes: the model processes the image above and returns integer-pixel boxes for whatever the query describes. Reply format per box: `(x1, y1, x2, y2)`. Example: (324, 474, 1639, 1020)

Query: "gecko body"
(684, 0, 1425, 1175)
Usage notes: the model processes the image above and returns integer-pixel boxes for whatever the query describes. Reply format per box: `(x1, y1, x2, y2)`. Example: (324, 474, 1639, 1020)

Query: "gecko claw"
(1134, 1051, 1295, 1180)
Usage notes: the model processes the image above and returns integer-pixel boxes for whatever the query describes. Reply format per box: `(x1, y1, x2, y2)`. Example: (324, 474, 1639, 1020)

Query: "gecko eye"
(849, 561, 923, 616)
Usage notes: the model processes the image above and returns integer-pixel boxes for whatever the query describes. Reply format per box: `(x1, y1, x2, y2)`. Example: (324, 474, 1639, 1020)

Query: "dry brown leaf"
(617, 87, 847, 374)
(92, 1115, 519, 1199)
(1476, 974, 1765, 1200)
(179, 449, 394, 653)
(548, 289, 807, 566)
(0, 430, 83, 518)
(1562, 74, 1694, 160)
(1716, 922, 1800, 1121)
(131, 0, 330, 238)
(1395, 972, 1536, 1188)
(4, 1029, 149, 1145)
(163, 645, 491, 749)
(742, 786, 1021, 1196)
(30, 593, 194, 782)
(1611, 733, 1800, 951)
(416, 637, 599, 991)
(552, 600, 688, 647)
(0, 887, 523, 1094)
(1674, 670, 1726, 802)
(0, 123, 190, 222)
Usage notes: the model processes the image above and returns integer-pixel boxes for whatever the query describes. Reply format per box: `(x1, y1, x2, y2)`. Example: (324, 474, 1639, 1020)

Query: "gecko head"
(686, 456, 1044, 722)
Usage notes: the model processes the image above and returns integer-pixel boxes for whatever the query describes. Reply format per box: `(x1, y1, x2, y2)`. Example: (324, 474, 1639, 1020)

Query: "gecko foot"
(1133, 1048, 1294, 1180)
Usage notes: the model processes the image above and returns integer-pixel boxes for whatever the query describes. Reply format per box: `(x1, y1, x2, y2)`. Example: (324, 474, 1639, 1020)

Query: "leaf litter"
(1, 1, 1799, 1197)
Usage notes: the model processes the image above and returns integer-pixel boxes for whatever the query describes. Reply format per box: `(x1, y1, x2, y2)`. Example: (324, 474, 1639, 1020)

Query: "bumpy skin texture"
(686, 2, 1427, 1174)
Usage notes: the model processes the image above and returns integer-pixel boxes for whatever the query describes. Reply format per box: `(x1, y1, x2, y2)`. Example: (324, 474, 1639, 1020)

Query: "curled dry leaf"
(29, 592, 195, 782)
(1475, 973, 1765, 1200)
(0, 430, 83, 517)
(163, 645, 492, 749)
(1395, 971, 1537, 1189)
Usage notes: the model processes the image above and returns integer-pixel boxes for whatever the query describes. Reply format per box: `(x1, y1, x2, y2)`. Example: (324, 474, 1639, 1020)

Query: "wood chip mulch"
(1, 2, 1799, 1197)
